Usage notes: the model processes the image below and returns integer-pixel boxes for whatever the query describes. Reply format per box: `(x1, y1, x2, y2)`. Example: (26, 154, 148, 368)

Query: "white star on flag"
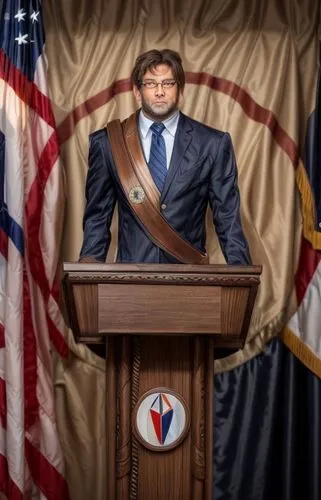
(15, 33, 29, 45)
(30, 11, 40, 23)
(14, 8, 27, 22)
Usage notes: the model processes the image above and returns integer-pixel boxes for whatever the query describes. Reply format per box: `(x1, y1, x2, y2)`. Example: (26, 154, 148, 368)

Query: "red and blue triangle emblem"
(149, 393, 174, 445)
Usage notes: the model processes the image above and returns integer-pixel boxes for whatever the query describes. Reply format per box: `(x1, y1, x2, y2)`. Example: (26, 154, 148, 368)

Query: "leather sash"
(106, 112, 209, 265)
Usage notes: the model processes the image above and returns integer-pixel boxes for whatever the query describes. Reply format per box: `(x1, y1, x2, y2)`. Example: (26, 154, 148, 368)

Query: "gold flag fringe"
(296, 161, 321, 250)
(280, 326, 321, 379)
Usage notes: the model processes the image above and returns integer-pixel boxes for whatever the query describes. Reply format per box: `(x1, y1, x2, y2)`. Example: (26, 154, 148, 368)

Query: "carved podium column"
(63, 263, 261, 500)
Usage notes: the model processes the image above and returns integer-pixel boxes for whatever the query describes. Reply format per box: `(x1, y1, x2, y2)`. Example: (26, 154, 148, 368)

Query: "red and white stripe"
(0, 43, 69, 499)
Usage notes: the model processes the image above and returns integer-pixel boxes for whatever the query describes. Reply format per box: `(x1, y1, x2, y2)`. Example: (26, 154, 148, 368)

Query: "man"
(79, 49, 251, 265)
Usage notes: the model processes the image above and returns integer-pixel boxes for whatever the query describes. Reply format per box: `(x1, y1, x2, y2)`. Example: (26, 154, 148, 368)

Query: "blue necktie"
(149, 122, 167, 193)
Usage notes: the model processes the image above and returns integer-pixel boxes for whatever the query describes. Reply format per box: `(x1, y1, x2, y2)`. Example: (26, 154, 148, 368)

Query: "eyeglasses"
(140, 79, 177, 89)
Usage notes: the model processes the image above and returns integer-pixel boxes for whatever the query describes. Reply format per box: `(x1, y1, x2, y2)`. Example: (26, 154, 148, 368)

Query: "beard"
(140, 93, 180, 121)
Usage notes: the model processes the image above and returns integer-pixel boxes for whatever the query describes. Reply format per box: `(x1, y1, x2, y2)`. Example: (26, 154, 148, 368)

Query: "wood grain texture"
(221, 287, 249, 334)
(98, 284, 221, 335)
(73, 284, 98, 336)
(63, 262, 262, 277)
(117, 337, 132, 499)
(130, 337, 141, 500)
(105, 338, 117, 500)
(137, 336, 192, 500)
(62, 263, 263, 499)
(191, 337, 205, 500)
(205, 338, 214, 500)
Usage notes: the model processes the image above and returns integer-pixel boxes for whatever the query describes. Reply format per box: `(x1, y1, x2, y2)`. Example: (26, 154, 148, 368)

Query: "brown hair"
(131, 49, 185, 91)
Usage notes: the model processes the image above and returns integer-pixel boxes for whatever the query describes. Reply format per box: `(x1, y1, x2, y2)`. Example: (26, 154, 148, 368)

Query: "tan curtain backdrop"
(43, 1, 320, 498)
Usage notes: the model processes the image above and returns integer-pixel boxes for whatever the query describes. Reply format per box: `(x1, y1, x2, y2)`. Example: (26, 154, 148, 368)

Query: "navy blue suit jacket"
(80, 112, 252, 265)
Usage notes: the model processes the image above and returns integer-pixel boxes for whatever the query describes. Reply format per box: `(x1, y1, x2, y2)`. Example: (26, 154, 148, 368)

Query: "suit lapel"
(160, 113, 193, 202)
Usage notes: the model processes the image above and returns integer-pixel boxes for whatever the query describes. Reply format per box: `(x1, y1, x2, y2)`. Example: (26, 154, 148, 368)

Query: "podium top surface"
(62, 262, 262, 344)
(63, 262, 262, 276)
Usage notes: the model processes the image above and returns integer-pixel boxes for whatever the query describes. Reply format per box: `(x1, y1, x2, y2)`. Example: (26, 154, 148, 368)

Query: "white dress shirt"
(138, 110, 180, 169)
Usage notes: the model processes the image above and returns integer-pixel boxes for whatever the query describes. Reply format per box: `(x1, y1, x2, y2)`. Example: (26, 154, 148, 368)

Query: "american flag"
(282, 47, 321, 378)
(0, 0, 70, 498)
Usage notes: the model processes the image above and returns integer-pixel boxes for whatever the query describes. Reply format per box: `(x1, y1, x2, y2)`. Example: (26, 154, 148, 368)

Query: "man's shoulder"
(89, 113, 136, 143)
(89, 127, 108, 143)
(180, 112, 226, 139)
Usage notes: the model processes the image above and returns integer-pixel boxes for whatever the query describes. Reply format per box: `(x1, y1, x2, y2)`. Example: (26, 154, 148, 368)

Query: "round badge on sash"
(129, 186, 145, 204)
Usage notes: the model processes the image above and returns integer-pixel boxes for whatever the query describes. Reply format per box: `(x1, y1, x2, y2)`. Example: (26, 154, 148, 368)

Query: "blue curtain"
(214, 338, 321, 500)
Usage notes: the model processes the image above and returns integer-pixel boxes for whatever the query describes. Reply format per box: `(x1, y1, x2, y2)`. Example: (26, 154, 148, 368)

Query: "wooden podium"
(62, 263, 261, 500)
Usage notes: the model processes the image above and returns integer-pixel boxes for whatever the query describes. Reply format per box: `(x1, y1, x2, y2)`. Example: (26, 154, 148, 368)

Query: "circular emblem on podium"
(132, 388, 190, 452)
(128, 185, 145, 204)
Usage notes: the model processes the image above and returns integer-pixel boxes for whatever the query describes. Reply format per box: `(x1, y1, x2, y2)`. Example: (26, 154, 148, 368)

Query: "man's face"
(133, 64, 183, 121)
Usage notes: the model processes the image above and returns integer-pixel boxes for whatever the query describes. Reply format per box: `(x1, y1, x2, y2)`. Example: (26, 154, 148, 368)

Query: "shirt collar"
(139, 109, 180, 138)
